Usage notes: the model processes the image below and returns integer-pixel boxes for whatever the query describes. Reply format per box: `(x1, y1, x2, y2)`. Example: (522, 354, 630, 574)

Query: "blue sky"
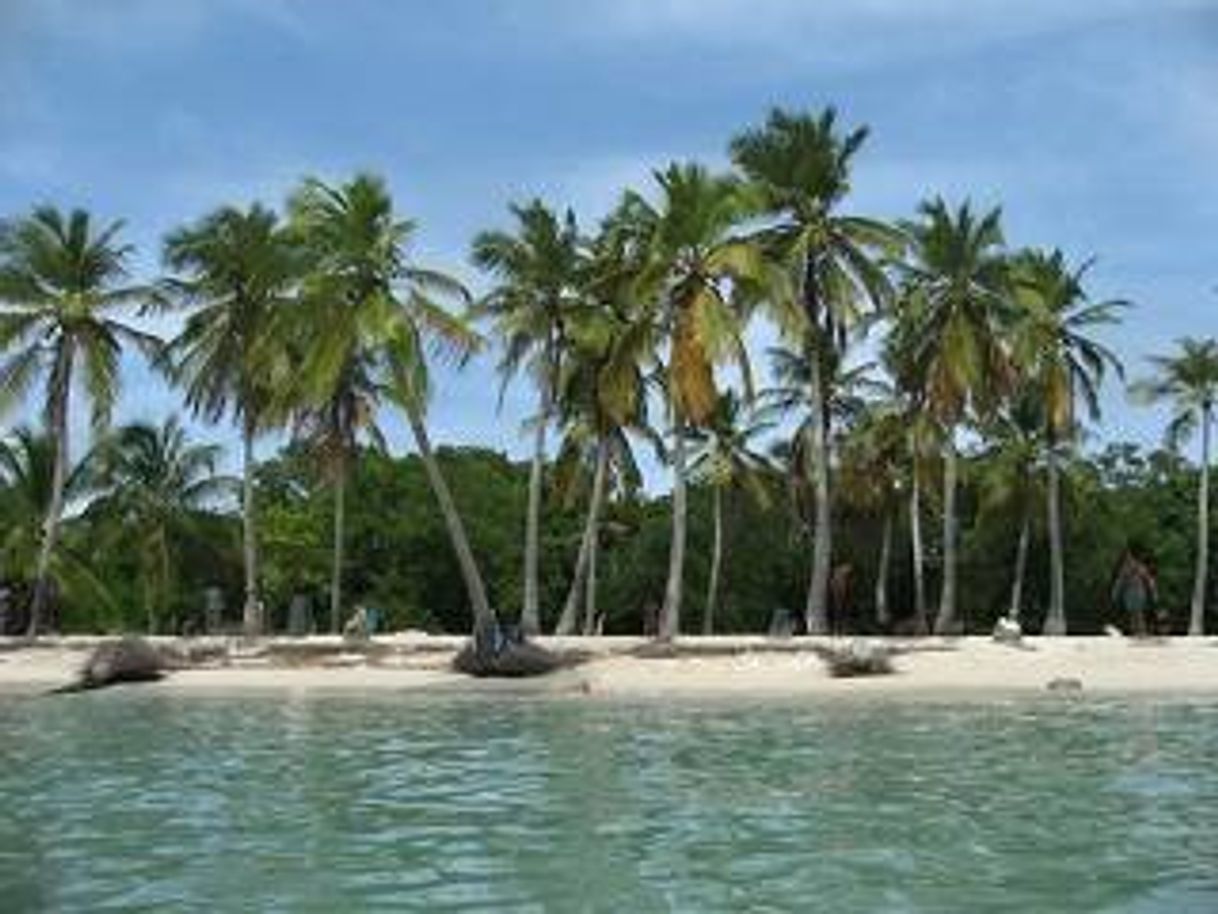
(2, 0, 1217, 479)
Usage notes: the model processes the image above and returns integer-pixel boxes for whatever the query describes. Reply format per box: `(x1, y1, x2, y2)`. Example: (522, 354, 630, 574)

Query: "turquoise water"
(2, 692, 1217, 912)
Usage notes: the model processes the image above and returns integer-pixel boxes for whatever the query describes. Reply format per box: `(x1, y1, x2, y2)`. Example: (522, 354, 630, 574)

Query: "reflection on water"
(2, 692, 1217, 912)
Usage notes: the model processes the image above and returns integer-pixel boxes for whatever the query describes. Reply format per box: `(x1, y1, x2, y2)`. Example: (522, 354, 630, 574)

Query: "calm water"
(2, 692, 1217, 912)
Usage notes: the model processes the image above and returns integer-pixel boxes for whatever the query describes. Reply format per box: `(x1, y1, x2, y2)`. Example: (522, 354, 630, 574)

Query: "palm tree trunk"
(405, 402, 496, 631)
(804, 351, 832, 635)
(1043, 442, 1067, 635)
(875, 511, 893, 630)
(27, 347, 72, 638)
(329, 453, 345, 634)
(702, 485, 724, 635)
(1009, 508, 1031, 624)
(1190, 404, 1211, 636)
(241, 417, 261, 636)
(659, 419, 687, 641)
(934, 436, 959, 634)
(521, 384, 549, 637)
(555, 439, 608, 635)
(910, 456, 928, 635)
(582, 499, 601, 637)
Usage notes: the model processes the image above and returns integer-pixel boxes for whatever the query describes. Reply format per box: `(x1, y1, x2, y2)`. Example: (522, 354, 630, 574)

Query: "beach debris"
(54, 636, 166, 692)
(992, 616, 1023, 645)
(1103, 624, 1124, 637)
(812, 640, 894, 677)
(1046, 677, 1083, 693)
(453, 620, 574, 677)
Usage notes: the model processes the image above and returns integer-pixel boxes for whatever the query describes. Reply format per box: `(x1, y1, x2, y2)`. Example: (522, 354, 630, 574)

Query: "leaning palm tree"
(1132, 337, 1218, 635)
(624, 163, 762, 640)
(284, 174, 408, 632)
(0, 207, 160, 635)
(550, 248, 653, 636)
(730, 106, 899, 634)
(688, 391, 774, 634)
(288, 172, 495, 634)
(1008, 249, 1125, 634)
(974, 396, 1045, 626)
(0, 427, 110, 623)
(898, 198, 1012, 634)
(161, 203, 299, 634)
(93, 418, 231, 633)
(472, 201, 584, 635)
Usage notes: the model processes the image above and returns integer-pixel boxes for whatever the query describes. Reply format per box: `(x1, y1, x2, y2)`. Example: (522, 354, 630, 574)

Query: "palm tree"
(472, 201, 584, 635)
(974, 397, 1044, 625)
(93, 418, 230, 633)
(288, 172, 495, 634)
(730, 107, 898, 634)
(0, 207, 159, 635)
(688, 391, 774, 634)
(550, 246, 653, 636)
(161, 203, 299, 635)
(762, 339, 882, 628)
(1132, 337, 1218, 635)
(837, 404, 906, 630)
(0, 427, 108, 623)
(898, 198, 1011, 634)
(1008, 249, 1124, 634)
(625, 163, 762, 639)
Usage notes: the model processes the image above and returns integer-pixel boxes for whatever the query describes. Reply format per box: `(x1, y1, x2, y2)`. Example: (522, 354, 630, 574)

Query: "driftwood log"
(54, 637, 166, 693)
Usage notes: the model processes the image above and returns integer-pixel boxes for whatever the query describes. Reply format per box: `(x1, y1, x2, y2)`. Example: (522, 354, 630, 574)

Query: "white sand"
(3, 635, 1218, 699)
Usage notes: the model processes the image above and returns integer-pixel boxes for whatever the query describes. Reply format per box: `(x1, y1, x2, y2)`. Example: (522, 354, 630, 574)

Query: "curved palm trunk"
(702, 485, 724, 635)
(1009, 508, 1031, 624)
(329, 454, 346, 634)
(1043, 443, 1067, 635)
(521, 384, 550, 637)
(875, 511, 893, 630)
(241, 417, 261, 636)
(909, 457, 928, 635)
(934, 437, 959, 634)
(804, 353, 832, 635)
(406, 402, 495, 631)
(27, 347, 73, 638)
(1190, 404, 1211, 636)
(555, 440, 608, 635)
(659, 420, 687, 641)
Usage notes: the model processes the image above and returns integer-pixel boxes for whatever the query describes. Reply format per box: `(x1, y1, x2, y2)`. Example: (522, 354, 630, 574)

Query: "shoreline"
(3, 634, 1218, 699)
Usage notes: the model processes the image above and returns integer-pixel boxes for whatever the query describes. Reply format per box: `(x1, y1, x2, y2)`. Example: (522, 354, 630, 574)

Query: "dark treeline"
(1, 106, 1215, 638)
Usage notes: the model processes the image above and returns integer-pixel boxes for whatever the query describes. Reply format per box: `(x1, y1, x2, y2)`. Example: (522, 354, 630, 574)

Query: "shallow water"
(2, 692, 1217, 912)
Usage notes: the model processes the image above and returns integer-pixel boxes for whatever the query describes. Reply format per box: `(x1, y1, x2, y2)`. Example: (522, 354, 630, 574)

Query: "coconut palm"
(1008, 249, 1125, 634)
(288, 172, 494, 634)
(624, 163, 763, 639)
(898, 198, 1011, 634)
(837, 403, 907, 630)
(93, 418, 231, 633)
(974, 396, 1045, 625)
(0, 207, 160, 635)
(472, 201, 584, 635)
(688, 391, 774, 634)
(730, 106, 899, 634)
(0, 427, 109, 624)
(1132, 337, 1218, 635)
(549, 248, 654, 636)
(161, 203, 299, 634)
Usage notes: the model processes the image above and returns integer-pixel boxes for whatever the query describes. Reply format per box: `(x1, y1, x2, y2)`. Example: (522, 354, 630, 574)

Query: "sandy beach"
(3, 634, 1218, 699)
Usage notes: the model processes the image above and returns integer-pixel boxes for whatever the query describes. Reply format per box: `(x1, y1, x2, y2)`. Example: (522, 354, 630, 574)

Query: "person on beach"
(1110, 549, 1157, 636)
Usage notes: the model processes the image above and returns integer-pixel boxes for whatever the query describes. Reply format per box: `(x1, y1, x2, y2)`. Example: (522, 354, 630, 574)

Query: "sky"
(2, 0, 1217, 483)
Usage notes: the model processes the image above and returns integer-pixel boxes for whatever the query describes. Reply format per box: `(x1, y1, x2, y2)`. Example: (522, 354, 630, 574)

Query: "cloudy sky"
(2, 0, 1216, 478)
